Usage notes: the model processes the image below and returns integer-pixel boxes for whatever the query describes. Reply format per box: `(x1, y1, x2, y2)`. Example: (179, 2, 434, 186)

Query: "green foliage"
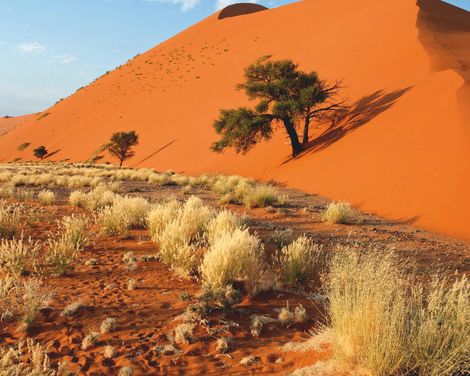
(106, 131, 139, 167)
(33, 146, 48, 160)
(212, 56, 342, 157)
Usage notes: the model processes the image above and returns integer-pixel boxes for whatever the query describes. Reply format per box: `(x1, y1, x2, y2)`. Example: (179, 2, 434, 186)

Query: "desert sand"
(0, 0, 469, 240)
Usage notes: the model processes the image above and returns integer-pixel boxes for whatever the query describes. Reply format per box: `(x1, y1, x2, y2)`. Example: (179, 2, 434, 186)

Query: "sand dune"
(1, 0, 469, 240)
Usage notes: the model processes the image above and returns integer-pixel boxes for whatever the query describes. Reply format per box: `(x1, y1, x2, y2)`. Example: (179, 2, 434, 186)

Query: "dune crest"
(1, 0, 470, 240)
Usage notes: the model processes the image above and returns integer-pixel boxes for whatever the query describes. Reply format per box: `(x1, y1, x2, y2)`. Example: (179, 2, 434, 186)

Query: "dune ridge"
(1, 0, 469, 240)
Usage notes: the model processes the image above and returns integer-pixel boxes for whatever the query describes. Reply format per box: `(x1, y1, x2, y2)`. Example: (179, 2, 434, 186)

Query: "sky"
(0, 0, 468, 116)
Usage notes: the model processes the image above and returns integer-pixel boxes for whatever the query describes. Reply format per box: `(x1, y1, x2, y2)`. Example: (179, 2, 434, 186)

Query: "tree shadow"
(286, 87, 412, 162)
(45, 149, 61, 159)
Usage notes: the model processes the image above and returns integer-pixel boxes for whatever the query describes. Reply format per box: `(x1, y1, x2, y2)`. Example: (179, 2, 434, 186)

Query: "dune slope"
(1, 0, 469, 240)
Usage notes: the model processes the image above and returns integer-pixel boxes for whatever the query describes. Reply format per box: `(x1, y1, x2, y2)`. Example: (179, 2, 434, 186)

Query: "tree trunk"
(119, 158, 124, 168)
(302, 113, 311, 145)
(283, 117, 303, 157)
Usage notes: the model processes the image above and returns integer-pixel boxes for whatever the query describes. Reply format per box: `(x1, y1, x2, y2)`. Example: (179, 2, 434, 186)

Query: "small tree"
(211, 56, 344, 158)
(33, 145, 48, 160)
(106, 131, 139, 167)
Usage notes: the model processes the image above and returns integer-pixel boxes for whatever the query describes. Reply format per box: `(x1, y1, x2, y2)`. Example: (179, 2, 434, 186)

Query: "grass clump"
(46, 236, 78, 276)
(81, 331, 100, 350)
(323, 244, 470, 376)
(0, 200, 21, 239)
(0, 338, 64, 375)
(100, 317, 117, 334)
(321, 201, 354, 224)
(0, 236, 39, 275)
(205, 209, 245, 244)
(277, 235, 323, 286)
(37, 189, 55, 205)
(201, 228, 264, 294)
(151, 196, 215, 277)
(59, 214, 88, 251)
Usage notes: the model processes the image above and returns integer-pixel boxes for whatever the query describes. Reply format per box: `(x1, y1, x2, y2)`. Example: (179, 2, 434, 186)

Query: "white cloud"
(145, 0, 200, 11)
(216, 0, 259, 9)
(53, 54, 78, 64)
(17, 42, 47, 54)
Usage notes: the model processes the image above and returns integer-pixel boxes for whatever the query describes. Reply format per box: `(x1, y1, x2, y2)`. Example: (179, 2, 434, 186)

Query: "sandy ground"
(1, 179, 468, 375)
(0, 0, 468, 242)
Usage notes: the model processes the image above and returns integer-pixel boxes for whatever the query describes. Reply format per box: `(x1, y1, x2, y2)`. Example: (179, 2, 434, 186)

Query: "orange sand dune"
(1, 0, 469, 240)
(0, 114, 34, 137)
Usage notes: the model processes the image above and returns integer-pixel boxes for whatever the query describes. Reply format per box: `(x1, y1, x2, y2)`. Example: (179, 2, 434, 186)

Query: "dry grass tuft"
(0, 200, 21, 239)
(81, 331, 100, 350)
(61, 300, 85, 317)
(201, 228, 264, 294)
(323, 244, 470, 376)
(0, 236, 39, 275)
(277, 235, 323, 286)
(100, 317, 117, 334)
(37, 189, 55, 205)
(321, 201, 354, 224)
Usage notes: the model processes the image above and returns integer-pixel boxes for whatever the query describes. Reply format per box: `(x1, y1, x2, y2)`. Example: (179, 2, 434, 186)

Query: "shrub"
(0, 237, 39, 275)
(61, 300, 85, 317)
(148, 199, 181, 239)
(82, 331, 100, 350)
(95, 205, 130, 236)
(37, 190, 55, 205)
(277, 235, 323, 286)
(201, 228, 264, 294)
(321, 201, 354, 224)
(70, 186, 116, 211)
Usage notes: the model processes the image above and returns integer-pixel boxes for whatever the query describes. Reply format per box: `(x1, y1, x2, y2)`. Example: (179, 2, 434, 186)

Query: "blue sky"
(0, 0, 468, 116)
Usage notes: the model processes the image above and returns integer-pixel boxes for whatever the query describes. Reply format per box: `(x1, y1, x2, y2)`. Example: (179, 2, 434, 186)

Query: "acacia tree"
(211, 56, 344, 157)
(106, 131, 139, 167)
(33, 145, 48, 160)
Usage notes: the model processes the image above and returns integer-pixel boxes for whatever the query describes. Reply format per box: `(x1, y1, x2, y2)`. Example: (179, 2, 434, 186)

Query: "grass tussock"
(0, 338, 67, 375)
(0, 236, 39, 275)
(95, 195, 150, 236)
(321, 201, 354, 224)
(323, 244, 470, 376)
(277, 235, 323, 286)
(0, 277, 54, 329)
(37, 189, 55, 205)
(150, 196, 215, 277)
(0, 200, 21, 239)
(201, 228, 264, 294)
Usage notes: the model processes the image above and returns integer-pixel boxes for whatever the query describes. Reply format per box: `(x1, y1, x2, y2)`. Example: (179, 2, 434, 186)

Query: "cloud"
(53, 54, 78, 64)
(215, 0, 259, 9)
(145, 0, 200, 11)
(17, 42, 47, 54)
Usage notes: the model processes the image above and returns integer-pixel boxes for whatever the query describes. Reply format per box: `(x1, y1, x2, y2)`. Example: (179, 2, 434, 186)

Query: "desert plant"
(0, 338, 63, 375)
(46, 235, 78, 276)
(201, 228, 264, 294)
(33, 145, 48, 160)
(61, 300, 85, 317)
(100, 317, 117, 334)
(81, 331, 100, 350)
(106, 131, 139, 167)
(173, 323, 195, 345)
(205, 209, 245, 244)
(321, 201, 354, 224)
(243, 185, 280, 208)
(0, 236, 39, 275)
(37, 190, 55, 205)
(0, 201, 21, 239)
(323, 244, 470, 376)
(19, 278, 54, 329)
(59, 214, 88, 251)
(211, 56, 343, 157)
(277, 235, 323, 286)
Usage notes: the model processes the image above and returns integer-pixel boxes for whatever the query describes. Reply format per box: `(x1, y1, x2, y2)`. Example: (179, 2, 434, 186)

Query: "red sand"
(1, 0, 469, 240)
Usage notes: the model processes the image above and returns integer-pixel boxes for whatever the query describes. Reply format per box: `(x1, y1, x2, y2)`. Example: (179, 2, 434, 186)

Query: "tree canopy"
(33, 145, 48, 160)
(211, 56, 344, 158)
(106, 131, 139, 167)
